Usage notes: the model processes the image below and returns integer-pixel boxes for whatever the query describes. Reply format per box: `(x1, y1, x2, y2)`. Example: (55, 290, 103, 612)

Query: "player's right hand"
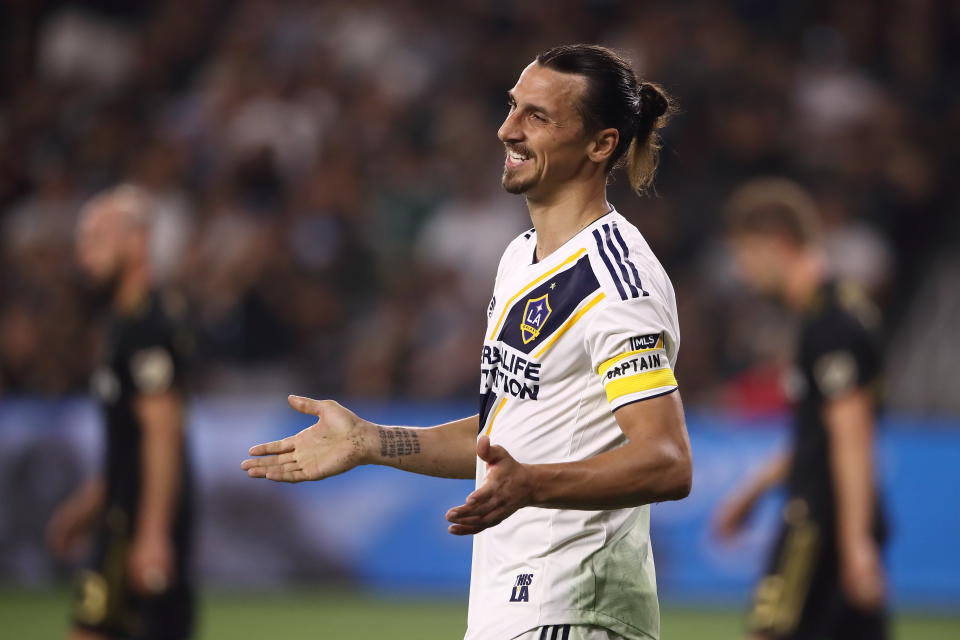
(711, 490, 757, 540)
(841, 537, 886, 611)
(241, 395, 374, 483)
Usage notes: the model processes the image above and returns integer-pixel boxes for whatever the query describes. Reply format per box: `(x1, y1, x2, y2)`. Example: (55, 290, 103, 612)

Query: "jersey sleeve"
(804, 314, 880, 399)
(129, 345, 179, 395)
(126, 301, 190, 397)
(584, 296, 679, 411)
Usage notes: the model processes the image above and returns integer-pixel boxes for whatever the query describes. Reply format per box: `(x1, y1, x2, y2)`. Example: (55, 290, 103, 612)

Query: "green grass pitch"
(1, 588, 957, 639)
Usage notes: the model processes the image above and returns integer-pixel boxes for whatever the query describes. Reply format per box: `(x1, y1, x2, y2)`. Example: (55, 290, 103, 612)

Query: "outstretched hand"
(445, 436, 535, 536)
(711, 489, 758, 541)
(241, 395, 373, 483)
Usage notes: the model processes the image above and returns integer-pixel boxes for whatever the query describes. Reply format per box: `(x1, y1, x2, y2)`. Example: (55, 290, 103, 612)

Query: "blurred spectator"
(0, 0, 956, 414)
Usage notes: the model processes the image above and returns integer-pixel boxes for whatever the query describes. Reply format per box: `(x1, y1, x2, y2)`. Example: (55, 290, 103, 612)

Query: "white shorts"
(514, 625, 626, 640)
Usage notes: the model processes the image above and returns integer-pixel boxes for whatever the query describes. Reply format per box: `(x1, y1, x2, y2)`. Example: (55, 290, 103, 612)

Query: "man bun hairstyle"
(536, 44, 674, 194)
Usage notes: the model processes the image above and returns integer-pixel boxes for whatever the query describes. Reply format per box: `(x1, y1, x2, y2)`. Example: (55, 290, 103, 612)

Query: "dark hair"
(536, 44, 673, 194)
(725, 177, 821, 246)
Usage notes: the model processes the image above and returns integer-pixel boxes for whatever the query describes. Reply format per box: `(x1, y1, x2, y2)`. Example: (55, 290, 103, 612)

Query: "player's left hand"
(445, 436, 535, 536)
(129, 531, 174, 596)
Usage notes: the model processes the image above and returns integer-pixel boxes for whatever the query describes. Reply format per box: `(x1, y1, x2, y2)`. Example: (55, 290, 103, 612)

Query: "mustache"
(505, 145, 533, 157)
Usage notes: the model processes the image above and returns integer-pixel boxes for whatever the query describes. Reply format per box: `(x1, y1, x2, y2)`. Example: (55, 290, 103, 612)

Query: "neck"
(782, 249, 824, 311)
(113, 263, 151, 315)
(527, 178, 610, 261)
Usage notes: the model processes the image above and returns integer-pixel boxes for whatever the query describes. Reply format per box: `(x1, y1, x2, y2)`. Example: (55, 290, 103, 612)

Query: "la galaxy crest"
(520, 294, 551, 344)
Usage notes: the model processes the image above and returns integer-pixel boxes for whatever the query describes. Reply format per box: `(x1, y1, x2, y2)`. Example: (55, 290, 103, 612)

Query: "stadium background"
(1, 0, 958, 638)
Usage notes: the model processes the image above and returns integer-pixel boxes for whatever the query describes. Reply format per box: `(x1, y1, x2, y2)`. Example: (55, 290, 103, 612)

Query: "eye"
(530, 112, 546, 123)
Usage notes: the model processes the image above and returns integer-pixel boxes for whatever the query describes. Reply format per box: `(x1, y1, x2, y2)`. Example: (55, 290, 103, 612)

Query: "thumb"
(288, 395, 324, 416)
(476, 436, 506, 464)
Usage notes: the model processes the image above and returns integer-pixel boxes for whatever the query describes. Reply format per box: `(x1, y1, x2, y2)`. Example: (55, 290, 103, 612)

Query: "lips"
(505, 148, 531, 168)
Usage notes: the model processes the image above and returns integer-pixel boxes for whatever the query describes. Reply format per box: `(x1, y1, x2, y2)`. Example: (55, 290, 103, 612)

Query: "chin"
(501, 170, 536, 195)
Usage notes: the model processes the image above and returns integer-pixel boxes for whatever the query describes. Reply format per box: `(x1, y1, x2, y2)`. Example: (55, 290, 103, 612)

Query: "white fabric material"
(466, 210, 679, 640)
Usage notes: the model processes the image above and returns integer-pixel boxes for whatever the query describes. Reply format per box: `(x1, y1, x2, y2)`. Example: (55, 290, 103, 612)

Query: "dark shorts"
(72, 506, 194, 640)
(748, 498, 887, 640)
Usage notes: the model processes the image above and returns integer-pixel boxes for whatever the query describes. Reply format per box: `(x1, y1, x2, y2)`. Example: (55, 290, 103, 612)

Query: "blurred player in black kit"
(713, 178, 888, 640)
(46, 186, 195, 640)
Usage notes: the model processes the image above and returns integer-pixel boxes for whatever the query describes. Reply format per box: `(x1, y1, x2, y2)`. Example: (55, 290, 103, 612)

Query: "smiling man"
(242, 44, 692, 640)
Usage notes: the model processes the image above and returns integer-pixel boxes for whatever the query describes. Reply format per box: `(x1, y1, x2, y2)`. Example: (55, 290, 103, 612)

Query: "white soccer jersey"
(466, 209, 680, 640)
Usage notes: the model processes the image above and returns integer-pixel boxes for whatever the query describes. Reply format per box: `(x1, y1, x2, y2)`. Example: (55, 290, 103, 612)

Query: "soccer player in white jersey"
(242, 44, 692, 640)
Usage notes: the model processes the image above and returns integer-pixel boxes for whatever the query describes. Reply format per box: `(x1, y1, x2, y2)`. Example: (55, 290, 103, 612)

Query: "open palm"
(241, 395, 372, 483)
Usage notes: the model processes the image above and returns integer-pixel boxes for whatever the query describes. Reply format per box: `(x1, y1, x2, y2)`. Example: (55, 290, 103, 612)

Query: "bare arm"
(134, 391, 184, 540)
(128, 391, 184, 594)
(241, 396, 479, 481)
(528, 391, 692, 509)
(824, 388, 885, 608)
(371, 416, 479, 479)
(713, 451, 790, 540)
(445, 391, 693, 535)
(46, 476, 105, 560)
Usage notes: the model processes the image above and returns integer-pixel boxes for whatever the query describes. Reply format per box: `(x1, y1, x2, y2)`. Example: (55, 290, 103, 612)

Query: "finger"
(241, 452, 297, 469)
(446, 503, 505, 526)
(447, 495, 497, 521)
(265, 468, 309, 483)
(447, 506, 512, 535)
(476, 437, 507, 465)
(448, 523, 486, 536)
(476, 436, 490, 461)
(288, 395, 326, 416)
(446, 512, 490, 526)
(249, 438, 295, 457)
(246, 462, 295, 478)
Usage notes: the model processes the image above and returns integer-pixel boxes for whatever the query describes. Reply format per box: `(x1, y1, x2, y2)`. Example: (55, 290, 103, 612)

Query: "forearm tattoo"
(378, 427, 421, 458)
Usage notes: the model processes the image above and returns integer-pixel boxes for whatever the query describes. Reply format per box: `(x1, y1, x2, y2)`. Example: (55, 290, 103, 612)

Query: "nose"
(498, 110, 523, 144)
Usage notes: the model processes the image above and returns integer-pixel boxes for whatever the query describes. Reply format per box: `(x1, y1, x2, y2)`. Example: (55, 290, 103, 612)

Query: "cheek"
(733, 250, 766, 287)
(79, 246, 112, 277)
(536, 136, 579, 173)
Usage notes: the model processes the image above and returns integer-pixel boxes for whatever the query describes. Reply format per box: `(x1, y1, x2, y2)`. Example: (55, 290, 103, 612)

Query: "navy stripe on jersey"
(611, 221, 649, 296)
(539, 626, 571, 640)
(593, 229, 628, 300)
(478, 389, 498, 433)
(495, 255, 600, 354)
(603, 223, 639, 298)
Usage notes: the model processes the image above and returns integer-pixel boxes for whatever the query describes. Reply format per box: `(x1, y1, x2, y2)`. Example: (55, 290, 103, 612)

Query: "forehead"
(510, 62, 586, 117)
(78, 200, 121, 236)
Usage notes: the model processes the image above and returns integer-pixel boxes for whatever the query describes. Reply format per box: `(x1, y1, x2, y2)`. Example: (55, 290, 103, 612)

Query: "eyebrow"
(507, 90, 552, 118)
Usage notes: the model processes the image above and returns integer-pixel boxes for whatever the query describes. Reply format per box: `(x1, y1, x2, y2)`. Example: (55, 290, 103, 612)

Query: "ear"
(586, 127, 619, 165)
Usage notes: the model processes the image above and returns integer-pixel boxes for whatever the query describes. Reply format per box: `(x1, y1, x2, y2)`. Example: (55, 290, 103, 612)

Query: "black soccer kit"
(73, 292, 195, 640)
(749, 281, 888, 640)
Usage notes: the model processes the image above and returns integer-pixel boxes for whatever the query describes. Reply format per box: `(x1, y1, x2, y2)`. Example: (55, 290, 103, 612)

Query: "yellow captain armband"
(598, 340, 677, 404)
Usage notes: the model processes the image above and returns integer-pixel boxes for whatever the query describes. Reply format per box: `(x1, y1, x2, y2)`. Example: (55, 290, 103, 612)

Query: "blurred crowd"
(1, 0, 957, 412)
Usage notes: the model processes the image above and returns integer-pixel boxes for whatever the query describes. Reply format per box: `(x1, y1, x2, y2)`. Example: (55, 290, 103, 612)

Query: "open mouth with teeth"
(505, 149, 532, 169)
